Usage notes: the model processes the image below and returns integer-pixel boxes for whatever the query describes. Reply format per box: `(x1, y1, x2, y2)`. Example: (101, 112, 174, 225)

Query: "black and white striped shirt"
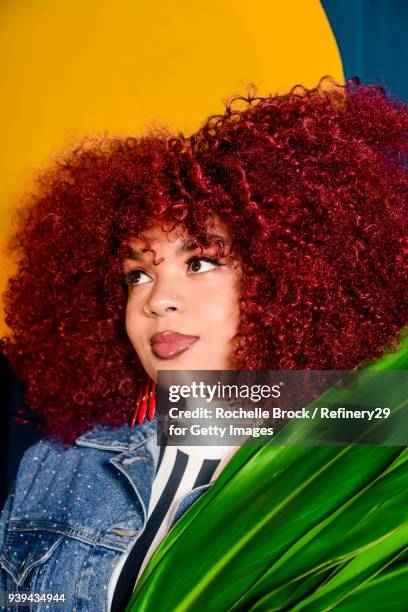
(109, 443, 238, 611)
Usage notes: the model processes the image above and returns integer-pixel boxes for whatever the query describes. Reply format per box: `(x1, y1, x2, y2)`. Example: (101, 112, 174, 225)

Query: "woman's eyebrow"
(124, 234, 226, 261)
(124, 247, 144, 262)
(176, 234, 226, 256)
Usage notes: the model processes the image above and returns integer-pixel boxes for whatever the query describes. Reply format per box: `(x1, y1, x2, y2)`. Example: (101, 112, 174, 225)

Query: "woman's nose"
(144, 286, 187, 317)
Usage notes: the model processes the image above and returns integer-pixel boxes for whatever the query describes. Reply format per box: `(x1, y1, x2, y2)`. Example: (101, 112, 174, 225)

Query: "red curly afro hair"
(2, 79, 408, 443)
(191, 79, 408, 371)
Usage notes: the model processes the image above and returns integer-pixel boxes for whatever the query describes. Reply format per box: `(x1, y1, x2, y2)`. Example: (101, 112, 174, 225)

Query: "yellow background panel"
(0, 0, 343, 335)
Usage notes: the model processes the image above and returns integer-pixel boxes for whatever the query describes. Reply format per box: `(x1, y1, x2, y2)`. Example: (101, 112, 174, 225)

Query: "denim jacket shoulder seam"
(75, 432, 157, 452)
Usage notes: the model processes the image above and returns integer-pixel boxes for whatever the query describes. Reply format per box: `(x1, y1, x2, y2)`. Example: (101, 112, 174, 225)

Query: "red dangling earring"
(130, 376, 156, 428)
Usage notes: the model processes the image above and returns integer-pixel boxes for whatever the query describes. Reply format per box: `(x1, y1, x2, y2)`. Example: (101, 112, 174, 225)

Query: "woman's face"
(122, 219, 241, 382)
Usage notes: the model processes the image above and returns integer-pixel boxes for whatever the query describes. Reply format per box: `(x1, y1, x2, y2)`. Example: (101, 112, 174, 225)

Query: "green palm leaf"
(235, 450, 408, 610)
(287, 526, 408, 611)
(330, 564, 408, 611)
(252, 525, 408, 610)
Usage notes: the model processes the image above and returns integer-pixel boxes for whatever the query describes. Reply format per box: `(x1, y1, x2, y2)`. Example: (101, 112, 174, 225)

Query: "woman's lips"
(150, 330, 199, 359)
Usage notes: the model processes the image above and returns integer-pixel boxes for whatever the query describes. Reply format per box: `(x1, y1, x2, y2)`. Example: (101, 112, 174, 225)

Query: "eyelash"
(185, 256, 225, 272)
(122, 257, 225, 287)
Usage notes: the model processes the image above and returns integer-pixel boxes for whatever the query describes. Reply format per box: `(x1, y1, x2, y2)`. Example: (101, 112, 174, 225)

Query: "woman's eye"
(123, 269, 152, 287)
(187, 257, 224, 274)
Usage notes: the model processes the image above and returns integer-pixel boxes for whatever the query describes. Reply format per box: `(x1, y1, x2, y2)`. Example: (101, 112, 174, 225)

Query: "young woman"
(1, 79, 407, 611)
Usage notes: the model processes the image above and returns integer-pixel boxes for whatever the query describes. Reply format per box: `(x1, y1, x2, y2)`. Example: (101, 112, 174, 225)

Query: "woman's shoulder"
(0, 418, 159, 560)
(1, 418, 158, 522)
(21, 417, 154, 480)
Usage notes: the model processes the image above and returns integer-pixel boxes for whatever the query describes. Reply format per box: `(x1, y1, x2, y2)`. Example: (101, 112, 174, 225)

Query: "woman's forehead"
(127, 218, 231, 250)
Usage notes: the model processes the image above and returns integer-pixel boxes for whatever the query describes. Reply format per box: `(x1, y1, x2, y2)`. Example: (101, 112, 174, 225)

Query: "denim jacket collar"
(75, 416, 158, 452)
(75, 416, 214, 530)
(75, 417, 160, 525)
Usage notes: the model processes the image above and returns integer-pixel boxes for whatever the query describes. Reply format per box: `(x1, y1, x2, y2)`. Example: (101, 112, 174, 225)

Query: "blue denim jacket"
(0, 417, 213, 611)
